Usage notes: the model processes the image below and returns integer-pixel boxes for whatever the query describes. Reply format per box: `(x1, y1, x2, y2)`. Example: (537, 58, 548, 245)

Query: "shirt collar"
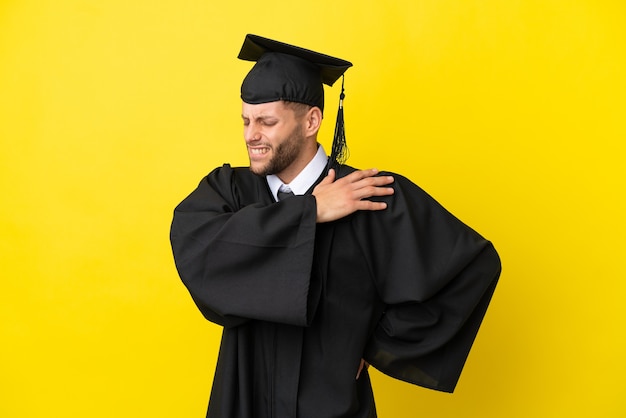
(266, 144, 328, 201)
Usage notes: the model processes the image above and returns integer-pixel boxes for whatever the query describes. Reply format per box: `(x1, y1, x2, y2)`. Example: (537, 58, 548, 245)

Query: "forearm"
(170, 178, 319, 327)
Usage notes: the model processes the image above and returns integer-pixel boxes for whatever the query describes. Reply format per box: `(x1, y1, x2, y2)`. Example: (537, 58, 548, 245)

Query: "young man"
(170, 34, 501, 418)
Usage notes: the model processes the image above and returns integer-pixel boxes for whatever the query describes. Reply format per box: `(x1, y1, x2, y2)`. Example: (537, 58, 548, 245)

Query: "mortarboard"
(238, 34, 353, 170)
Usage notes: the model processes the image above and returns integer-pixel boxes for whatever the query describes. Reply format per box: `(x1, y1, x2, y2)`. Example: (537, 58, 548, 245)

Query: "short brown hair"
(282, 101, 313, 118)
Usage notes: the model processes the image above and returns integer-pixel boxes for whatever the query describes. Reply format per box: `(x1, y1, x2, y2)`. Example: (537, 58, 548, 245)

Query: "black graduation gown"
(170, 164, 501, 418)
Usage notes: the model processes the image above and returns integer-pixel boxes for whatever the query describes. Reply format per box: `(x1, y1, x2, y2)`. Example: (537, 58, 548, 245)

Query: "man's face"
(242, 101, 306, 178)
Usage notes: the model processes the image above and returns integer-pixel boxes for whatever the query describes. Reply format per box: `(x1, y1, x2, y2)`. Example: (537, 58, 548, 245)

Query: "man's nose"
(245, 123, 261, 143)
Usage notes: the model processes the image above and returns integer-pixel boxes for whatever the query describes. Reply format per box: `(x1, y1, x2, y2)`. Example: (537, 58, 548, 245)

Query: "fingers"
(339, 168, 382, 184)
(356, 359, 370, 379)
(350, 170, 395, 200)
(333, 169, 394, 205)
(320, 168, 336, 185)
(313, 168, 395, 223)
(357, 176, 395, 194)
(341, 169, 394, 188)
(356, 199, 388, 211)
(356, 359, 364, 379)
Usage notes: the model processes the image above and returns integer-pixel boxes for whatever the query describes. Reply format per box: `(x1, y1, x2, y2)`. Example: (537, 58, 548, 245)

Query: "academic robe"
(170, 164, 501, 418)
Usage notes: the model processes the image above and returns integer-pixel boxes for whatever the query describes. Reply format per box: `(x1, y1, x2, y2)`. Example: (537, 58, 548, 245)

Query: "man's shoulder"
(336, 164, 413, 186)
(202, 164, 271, 206)
(337, 164, 436, 207)
(208, 163, 252, 176)
(206, 164, 262, 185)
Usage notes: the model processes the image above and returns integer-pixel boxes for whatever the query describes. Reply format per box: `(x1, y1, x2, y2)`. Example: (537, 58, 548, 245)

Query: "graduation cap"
(238, 34, 353, 170)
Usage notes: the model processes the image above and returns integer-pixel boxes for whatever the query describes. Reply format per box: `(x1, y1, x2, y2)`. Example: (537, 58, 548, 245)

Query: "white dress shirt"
(266, 145, 328, 202)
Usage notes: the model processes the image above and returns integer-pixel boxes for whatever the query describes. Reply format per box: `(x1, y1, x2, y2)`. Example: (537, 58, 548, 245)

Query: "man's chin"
(249, 163, 271, 177)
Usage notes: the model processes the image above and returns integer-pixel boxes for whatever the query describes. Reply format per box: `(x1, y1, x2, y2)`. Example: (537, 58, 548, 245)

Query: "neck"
(276, 140, 318, 184)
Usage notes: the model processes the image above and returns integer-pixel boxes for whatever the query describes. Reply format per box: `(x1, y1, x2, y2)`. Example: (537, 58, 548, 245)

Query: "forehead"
(242, 101, 292, 118)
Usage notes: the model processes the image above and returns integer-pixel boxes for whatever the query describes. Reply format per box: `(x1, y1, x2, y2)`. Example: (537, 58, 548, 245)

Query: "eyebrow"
(241, 114, 279, 122)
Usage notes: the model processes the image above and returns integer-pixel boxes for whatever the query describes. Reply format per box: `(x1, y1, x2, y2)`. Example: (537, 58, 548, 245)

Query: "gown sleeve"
(169, 165, 319, 328)
(361, 173, 501, 393)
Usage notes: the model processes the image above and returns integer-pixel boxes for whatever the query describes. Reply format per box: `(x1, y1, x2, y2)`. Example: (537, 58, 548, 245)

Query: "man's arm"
(170, 166, 318, 328)
(171, 166, 395, 328)
(355, 173, 501, 392)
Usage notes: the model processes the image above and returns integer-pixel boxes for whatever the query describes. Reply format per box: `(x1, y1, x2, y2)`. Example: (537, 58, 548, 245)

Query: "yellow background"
(2, 0, 625, 417)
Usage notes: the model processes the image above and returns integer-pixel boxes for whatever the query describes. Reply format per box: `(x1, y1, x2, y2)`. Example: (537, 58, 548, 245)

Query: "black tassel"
(327, 76, 349, 174)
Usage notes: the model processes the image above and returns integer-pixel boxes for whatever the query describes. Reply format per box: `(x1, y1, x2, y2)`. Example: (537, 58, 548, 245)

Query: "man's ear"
(305, 106, 323, 136)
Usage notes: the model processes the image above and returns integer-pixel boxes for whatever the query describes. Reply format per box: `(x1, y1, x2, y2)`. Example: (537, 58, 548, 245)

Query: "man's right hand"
(312, 168, 395, 223)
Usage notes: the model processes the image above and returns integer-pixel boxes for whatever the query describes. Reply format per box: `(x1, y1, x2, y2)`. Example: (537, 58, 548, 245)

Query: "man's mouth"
(249, 147, 270, 155)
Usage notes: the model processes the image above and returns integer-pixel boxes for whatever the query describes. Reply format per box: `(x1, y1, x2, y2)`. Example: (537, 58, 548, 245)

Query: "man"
(170, 34, 501, 418)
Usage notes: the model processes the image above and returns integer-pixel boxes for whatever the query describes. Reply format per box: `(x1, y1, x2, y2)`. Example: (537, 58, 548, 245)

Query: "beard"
(249, 124, 305, 177)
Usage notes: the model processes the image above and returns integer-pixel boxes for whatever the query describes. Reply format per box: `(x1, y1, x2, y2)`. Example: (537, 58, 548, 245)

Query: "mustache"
(246, 141, 272, 148)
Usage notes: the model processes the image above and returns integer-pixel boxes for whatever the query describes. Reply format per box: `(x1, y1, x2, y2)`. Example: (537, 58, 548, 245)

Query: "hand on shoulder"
(312, 168, 395, 223)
